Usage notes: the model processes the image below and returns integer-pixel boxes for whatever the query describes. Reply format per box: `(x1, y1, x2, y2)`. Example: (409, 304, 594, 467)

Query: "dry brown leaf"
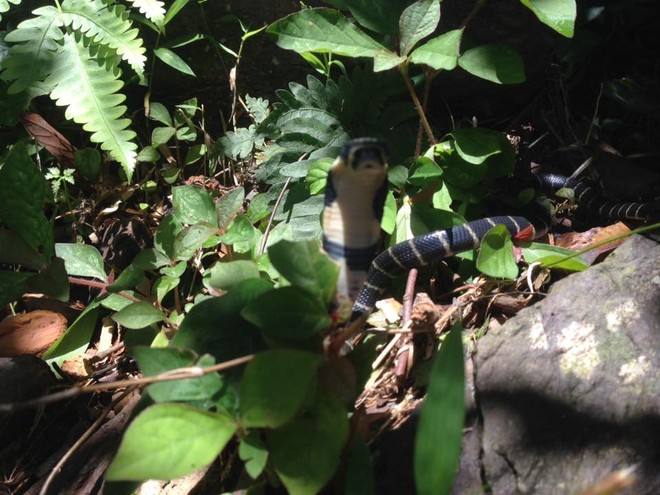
(0, 310, 68, 357)
(20, 113, 76, 166)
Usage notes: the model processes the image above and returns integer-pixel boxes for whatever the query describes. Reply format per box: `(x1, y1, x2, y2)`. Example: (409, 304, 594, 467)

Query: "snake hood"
(323, 138, 389, 304)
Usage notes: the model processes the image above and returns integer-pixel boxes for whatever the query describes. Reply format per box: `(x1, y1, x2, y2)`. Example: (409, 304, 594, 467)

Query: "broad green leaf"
(112, 301, 164, 329)
(239, 349, 322, 428)
(133, 247, 171, 270)
(245, 95, 270, 124)
(106, 264, 144, 292)
(373, 50, 406, 72)
(269, 390, 349, 495)
(476, 225, 518, 279)
(172, 185, 218, 227)
(205, 260, 260, 291)
(100, 293, 134, 312)
(399, 0, 440, 57)
(151, 126, 176, 146)
(458, 44, 525, 84)
(218, 214, 257, 253)
(147, 101, 172, 126)
(409, 29, 463, 70)
(106, 403, 237, 480)
(267, 8, 386, 58)
(0, 271, 33, 306)
(239, 431, 269, 480)
(306, 158, 334, 194)
(414, 323, 465, 495)
(216, 187, 245, 230)
(242, 286, 332, 341)
(520, 0, 575, 37)
(521, 242, 587, 271)
(132, 347, 223, 402)
(172, 279, 272, 364)
(268, 240, 338, 306)
(452, 127, 502, 165)
(393, 198, 413, 244)
(24, 257, 69, 301)
(381, 190, 397, 235)
(275, 108, 348, 153)
(55, 243, 106, 280)
(0, 228, 45, 270)
(0, 144, 52, 259)
(324, 0, 408, 34)
(407, 156, 443, 187)
(153, 275, 180, 303)
(74, 148, 101, 181)
(280, 159, 317, 178)
(173, 224, 218, 261)
(42, 306, 101, 364)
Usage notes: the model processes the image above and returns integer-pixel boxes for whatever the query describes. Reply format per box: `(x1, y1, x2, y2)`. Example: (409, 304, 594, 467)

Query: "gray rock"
(470, 233, 660, 495)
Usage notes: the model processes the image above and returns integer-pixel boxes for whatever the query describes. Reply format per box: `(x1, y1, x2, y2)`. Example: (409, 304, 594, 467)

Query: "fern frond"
(129, 0, 165, 24)
(46, 33, 137, 180)
(59, 0, 146, 76)
(0, 0, 21, 22)
(1, 6, 63, 94)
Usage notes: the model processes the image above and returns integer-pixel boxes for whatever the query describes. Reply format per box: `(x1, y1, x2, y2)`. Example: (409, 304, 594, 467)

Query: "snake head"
(340, 137, 389, 170)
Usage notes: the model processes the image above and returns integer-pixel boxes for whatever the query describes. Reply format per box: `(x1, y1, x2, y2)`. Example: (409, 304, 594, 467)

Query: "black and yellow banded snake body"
(322, 138, 659, 327)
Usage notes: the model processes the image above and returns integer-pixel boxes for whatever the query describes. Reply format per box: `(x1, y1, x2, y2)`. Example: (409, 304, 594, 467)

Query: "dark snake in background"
(322, 138, 658, 328)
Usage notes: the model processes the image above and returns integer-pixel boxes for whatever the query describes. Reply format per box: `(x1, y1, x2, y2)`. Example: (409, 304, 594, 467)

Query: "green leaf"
(46, 33, 137, 180)
(323, 0, 407, 34)
(306, 158, 334, 195)
(414, 323, 465, 495)
(172, 279, 272, 364)
(242, 286, 332, 341)
(476, 225, 518, 279)
(112, 301, 164, 329)
(239, 431, 269, 480)
(521, 243, 587, 271)
(381, 190, 397, 235)
(0, 143, 52, 259)
(239, 349, 322, 428)
(1, 6, 62, 94)
(205, 260, 260, 291)
(275, 108, 348, 153)
(172, 185, 218, 227)
(0, 229, 45, 270)
(458, 44, 525, 84)
(218, 214, 256, 253)
(216, 187, 245, 230)
(0, 271, 32, 306)
(268, 240, 338, 307)
(0, 0, 21, 23)
(106, 403, 237, 481)
(267, 8, 386, 58)
(42, 306, 100, 365)
(74, 148, 101, 181)
(218, 126, 259, 160)
(151, 126, 176, 146)
(399, 0, 440, 57)
(269, 390, 349, 495)
(245, 94, 270, 123)
(154, 47, 195, 76)
(407, 156, 443, 188)
(520, 0, 576, 38)
(372, 50, 406, 72)
(409, 29, 463, 70)
(132, 347, 223, 402)
(55, 243, 106, 280)
(173, 224, 218, 261)
(59, 0, 146, 75)
(452, 127, 502, 165)
(147, 101, 172, 126)
(106, 264, 144, 292)
(133, 0, 166, 24)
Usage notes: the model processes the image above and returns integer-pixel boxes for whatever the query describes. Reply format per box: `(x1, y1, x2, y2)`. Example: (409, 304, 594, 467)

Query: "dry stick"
(394, 269, 418, 383)
(0, 354, 255, 412)
(400, 66, 436, 145)
(38, 387, 137, 495)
